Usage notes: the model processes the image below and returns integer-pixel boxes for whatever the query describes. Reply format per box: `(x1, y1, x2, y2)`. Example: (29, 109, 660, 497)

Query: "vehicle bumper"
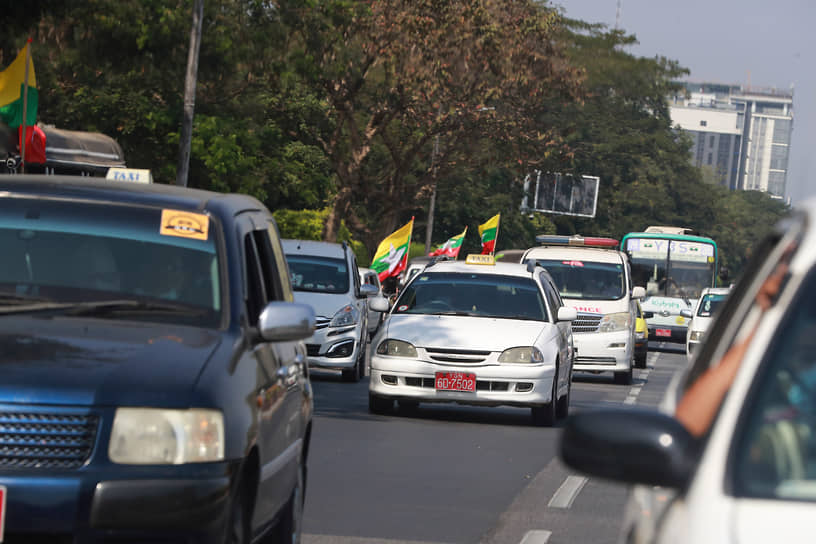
(648, 324, 687, 344)
(573, 330, 631, 372)
(0, 459, 240, 543)
(369, 355, 556, 407)
(304, 324, 362, 370)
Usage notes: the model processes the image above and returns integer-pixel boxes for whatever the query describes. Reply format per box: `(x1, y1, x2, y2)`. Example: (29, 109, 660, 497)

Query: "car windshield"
(392, 272, 548, 321)
(286, 255, 350, 294)
(528, 259, 625, 300)
(697, 293, 727, 317)
(0, 198, 222, 326)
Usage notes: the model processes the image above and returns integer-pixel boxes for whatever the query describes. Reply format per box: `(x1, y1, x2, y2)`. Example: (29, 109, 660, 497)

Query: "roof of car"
(421, 259, 543, 279)
(522, 245, 625, 264)
(282, 239, 347, 259)
(700, 287, 732, 296)
(0, 174, 266, 216)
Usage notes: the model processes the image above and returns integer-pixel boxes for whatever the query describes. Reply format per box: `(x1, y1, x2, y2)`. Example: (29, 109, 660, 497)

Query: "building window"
(700, 120, 707, 127)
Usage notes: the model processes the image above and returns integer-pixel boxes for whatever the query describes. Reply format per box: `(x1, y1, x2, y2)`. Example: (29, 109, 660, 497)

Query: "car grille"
(314, 317, 331, 330)
(576, 356, 618, 365)
(572, 314, 602, 334)
(425, 347, 490, 364)
(0, 411, 99, 470)
(306, 344, 321, 356)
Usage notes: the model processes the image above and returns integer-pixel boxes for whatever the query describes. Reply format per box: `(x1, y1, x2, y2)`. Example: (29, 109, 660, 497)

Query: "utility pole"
(615, 0, 622, 30)
(176, 0, 204, 187)
(424, 133, 440, 254)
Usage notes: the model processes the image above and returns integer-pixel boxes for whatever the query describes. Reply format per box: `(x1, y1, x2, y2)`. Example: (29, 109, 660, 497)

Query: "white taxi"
(368, 255, 577, 426)
(522, 236, 645, 384)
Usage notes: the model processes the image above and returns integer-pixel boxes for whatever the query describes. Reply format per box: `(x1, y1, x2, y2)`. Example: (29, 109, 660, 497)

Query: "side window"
(539, 273, 560, 321)
(350, 253, 361, 297)
(244, 234, 268, 325)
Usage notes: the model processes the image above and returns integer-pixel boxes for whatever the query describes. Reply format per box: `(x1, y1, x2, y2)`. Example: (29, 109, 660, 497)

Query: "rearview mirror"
(258, 302, 315, 342)
(643, 311, 654, 319)
(680, 309, 693, 318)
(631, 286, 646, 300)
(557, 307, 577, 322)
(368, 296, 390, 313)
(360, 284, 379, 297)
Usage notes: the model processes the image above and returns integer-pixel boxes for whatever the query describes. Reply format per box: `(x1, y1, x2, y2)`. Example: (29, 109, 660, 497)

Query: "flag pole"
(405, 216, 415, 270)
(492, 213, 501, 256)
(20, 38, 32, 173)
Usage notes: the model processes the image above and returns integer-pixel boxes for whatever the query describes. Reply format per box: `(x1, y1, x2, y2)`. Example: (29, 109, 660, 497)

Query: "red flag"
(18, 125, 46, 164)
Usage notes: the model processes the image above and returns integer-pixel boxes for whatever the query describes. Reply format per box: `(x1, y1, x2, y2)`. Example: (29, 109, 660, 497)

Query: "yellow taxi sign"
(106, 167, 153, 184)
(465, 254, 495, 265)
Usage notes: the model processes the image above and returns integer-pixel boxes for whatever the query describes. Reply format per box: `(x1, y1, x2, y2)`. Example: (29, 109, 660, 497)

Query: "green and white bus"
(621, 226, 718, 343)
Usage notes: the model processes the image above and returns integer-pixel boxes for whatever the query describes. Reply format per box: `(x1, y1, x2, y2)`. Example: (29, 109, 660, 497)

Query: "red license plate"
(0, 485, 6, 542)
(656, 329, 671, 337)
(435, 371, 476, 392)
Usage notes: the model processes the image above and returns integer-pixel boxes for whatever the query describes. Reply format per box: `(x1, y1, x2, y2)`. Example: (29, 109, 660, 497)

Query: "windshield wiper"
(0, 292, 53, 306)
(432, 310, 479, 317)
(64, 299, 206, 317)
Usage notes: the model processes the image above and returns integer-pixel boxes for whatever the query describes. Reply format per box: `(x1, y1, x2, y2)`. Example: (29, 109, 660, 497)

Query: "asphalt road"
(302, 342, 689, 544)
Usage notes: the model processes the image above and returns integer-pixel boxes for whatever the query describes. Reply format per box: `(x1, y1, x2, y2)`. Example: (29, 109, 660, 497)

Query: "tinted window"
(286, 255, 350, 294)
(393, 272, 547, 321)
(697, 293, 727, 317)
(530, 259, 625, 300)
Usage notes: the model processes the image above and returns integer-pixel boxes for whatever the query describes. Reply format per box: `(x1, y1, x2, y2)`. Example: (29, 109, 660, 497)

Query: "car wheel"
(635, 351, 647, 369)
(369, 392, 393, 414)
(531, 376, 557, 427)
(269, 465, 304, 544)
(224, 474, 251, 544)
(556, 368, 571, 419)
(614, 366, 633, 385)
(341, 341, 364, 382)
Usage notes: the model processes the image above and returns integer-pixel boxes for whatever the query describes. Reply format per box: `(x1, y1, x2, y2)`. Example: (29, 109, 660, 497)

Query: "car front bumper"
(304, 323, 362, 371)
(369, 355, 556, 407)
(573, 330, 632, 372)
(0, 460, 241, 543)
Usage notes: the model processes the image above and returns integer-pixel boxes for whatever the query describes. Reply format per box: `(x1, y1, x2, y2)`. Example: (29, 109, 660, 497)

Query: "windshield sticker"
(562, 260, 584, 267)
(397, 305, 408, 312)
(160, 210, 209, 241)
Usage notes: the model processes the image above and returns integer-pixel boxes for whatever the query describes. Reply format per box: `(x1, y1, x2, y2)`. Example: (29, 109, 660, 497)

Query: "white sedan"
(368, 256, 576, 426)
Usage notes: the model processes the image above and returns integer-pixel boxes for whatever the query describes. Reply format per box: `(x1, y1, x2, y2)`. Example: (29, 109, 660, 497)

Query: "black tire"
(635, 351, 647, 369)
(341, 341, 364, 382)
(224, 475, 251, 544)
(269, 466, 304, 544)
(556, 368, 572, 419)
(614, 366, 633, 385)
(531, 376, 557, 427)
(369, 392, 393, 414)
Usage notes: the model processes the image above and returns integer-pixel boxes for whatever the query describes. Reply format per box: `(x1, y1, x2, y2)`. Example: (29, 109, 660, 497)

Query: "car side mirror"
(557, 307, 577, 322)
(680, 309, 693, 318)
(631, 286, 646, 300)
(360, 284, 379, 298)
(368, 296, 390, 313)
(643, 311, 654, 319)
(258, 302, 315, 342)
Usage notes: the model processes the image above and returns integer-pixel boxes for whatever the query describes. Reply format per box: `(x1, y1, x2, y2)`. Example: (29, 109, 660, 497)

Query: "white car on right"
(682, 286, 732, 356)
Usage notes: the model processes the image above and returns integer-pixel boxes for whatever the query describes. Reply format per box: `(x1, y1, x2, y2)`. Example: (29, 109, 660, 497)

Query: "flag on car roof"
(478, 213, 500, 255)
(429, 227, 467, 258)
(370, 218, 414, 282)
(0, 41, 37, 128)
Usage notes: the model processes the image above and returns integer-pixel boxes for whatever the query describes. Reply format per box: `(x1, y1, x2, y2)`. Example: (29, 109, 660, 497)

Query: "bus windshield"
(625, 236, 716, 301)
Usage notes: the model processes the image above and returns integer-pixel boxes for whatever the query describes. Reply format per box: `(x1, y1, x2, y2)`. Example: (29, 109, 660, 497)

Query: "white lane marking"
(519, 530, 552, 544)
(623, 395, 637, 405)
(548, 475, 588, 508)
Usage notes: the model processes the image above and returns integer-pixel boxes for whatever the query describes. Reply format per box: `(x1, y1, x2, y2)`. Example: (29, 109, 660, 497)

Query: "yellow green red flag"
(478, 213, 500, 254)
(370, 218, 414, 282)
(0, 41, 37, 128)
(429, 227, 467, 258)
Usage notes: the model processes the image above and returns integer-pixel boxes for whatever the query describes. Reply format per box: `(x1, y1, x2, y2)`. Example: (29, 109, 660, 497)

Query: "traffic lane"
(302, 358, 640, 544)
(482, 349, 690, 544)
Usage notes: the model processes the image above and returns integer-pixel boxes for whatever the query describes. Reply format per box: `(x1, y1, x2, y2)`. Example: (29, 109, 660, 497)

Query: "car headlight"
(689, 330, 703, 342)
(330, 304, 359, 327)
(376, 339, 417, 357)
(599, 312, 631, 333)
(498, 346, 544, 364)
(109, 408, 224, 464)
(635, 331, 646, 339)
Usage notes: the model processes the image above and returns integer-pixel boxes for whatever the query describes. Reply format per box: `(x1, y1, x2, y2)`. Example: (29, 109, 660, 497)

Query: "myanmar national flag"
(0, 42, 37, 128)
(429, 227, 467, 258)
(478, 213, 500, 255)
(370, 218, 414, 282)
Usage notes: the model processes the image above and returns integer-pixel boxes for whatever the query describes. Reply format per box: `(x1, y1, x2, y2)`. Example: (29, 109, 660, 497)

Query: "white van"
(522, 235, 645, 384)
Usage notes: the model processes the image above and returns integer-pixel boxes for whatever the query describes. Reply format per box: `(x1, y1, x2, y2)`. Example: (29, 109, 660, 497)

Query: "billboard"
(521, 171, 599, 218)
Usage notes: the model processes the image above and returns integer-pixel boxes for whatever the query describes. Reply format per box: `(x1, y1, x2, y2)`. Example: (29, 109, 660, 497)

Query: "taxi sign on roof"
(106, 167, 153, 184)
(465, 254, 495, 265)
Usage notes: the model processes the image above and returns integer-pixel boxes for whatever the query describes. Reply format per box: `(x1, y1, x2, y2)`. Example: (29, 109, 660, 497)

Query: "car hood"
(0, 315, 222, 407)
(382, 314, 549, 351)
(731, 498, 816, 543)
(292, 290, 355, 319)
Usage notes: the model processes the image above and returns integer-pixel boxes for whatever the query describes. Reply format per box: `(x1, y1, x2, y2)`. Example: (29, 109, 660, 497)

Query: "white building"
(669, 82, 794, 198)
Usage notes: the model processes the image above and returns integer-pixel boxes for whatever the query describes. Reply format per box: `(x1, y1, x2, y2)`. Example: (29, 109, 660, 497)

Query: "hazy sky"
(553, 0, 815, 204)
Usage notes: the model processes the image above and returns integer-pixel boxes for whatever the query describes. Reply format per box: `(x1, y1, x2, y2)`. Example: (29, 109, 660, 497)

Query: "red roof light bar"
(535, 235, 619, 248)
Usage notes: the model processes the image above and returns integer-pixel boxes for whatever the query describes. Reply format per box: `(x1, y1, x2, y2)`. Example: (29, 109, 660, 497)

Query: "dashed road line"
(547, 475, 588, 508)
(519, 530, 552, 544)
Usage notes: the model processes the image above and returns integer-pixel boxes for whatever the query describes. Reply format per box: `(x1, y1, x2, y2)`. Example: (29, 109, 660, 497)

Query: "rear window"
(286, 255, 350, 294)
